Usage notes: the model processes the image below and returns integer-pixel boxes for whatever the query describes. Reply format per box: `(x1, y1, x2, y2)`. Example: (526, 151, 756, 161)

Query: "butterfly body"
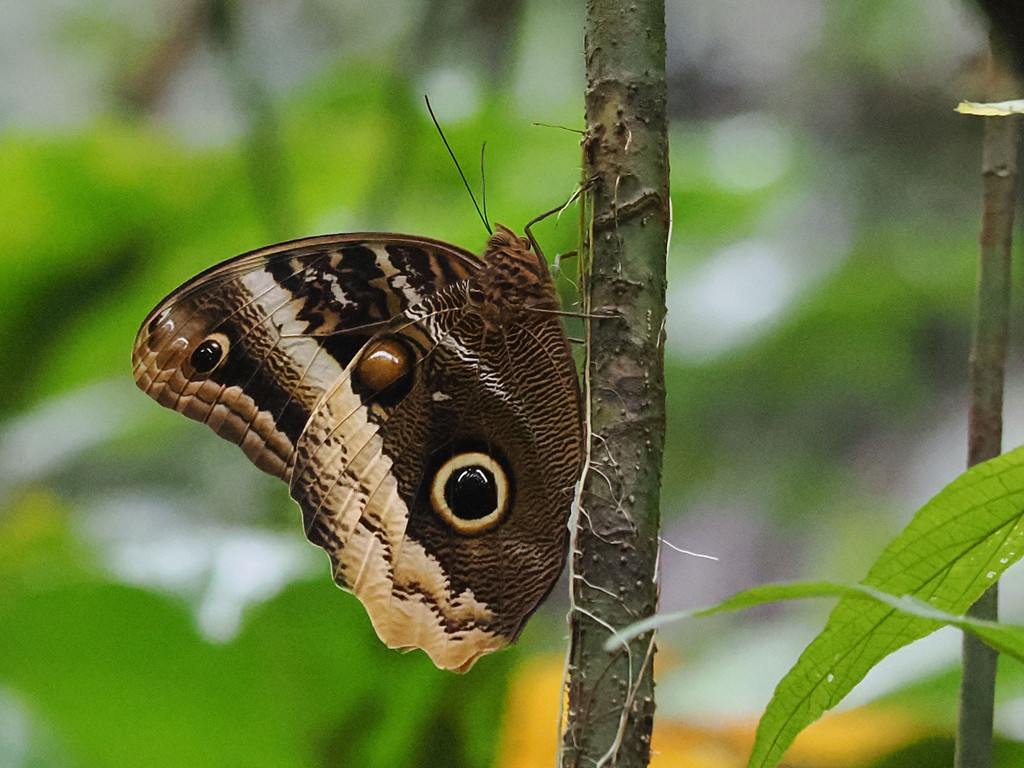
(133, 225, 582, 671)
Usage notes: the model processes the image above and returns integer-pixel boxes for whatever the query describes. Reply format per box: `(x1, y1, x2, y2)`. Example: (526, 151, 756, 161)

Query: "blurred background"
(2, 0, 1022, 765)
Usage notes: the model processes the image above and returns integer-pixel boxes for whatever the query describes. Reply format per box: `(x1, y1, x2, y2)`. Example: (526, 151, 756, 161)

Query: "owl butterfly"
(132, 225, 583, 672)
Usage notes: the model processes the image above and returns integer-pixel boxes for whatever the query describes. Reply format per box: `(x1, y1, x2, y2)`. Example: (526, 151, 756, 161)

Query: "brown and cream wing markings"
(133, 233, 478, 477)
(132, 226, 583, 672)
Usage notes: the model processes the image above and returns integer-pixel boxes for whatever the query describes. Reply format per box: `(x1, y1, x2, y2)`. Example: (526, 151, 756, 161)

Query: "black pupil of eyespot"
(190, 339, 223, 372)
(444, 465, 497, 520)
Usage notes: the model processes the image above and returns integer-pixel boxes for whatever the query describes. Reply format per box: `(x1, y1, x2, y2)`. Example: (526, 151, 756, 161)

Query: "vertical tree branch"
(955, 28, 1020, 768)
(561, 0, 669, 765)
(118, 0, 213, 111)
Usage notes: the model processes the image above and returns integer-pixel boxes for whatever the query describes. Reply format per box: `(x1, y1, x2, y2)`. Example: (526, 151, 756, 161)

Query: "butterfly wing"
(132, 233, 479, 479)
(133, 228, 582, 672)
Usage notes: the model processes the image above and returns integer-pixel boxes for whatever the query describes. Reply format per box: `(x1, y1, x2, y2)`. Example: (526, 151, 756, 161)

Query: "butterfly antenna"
(480, 141, 490, 233)
(424, 96, 492, 235)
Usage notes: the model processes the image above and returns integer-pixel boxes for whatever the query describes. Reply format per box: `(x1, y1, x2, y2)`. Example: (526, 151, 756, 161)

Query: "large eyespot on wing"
(429, 451, 512, 535)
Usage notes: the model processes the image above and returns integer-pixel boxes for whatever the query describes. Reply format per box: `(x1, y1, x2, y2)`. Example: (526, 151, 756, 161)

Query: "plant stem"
(955, 29, 1020, 768)
(561, 0, 670, 765)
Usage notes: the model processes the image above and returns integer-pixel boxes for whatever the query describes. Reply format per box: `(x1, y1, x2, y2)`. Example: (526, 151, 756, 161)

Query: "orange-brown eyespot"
(354, 336, 414, 393)
(430, 452, 510, 534)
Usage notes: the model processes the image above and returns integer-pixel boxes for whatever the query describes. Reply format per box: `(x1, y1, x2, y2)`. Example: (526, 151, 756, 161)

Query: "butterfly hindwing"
(293, 270, 581, 670)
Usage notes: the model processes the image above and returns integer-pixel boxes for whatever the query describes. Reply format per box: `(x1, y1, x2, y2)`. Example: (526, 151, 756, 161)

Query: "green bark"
(561, 0, 670, 765)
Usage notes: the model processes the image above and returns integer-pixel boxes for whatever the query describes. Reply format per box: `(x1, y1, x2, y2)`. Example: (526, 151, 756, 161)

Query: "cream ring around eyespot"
(430, 452, 510, 534)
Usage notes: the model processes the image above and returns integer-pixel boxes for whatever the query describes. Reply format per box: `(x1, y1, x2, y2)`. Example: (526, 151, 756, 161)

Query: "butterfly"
(132, 224, 583, 671)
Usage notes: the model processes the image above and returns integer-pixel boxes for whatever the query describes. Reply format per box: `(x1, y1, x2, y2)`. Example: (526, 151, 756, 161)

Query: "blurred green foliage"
(0, 494, 509, 768)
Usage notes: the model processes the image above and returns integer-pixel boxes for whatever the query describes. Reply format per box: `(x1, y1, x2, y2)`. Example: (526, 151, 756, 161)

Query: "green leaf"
(747, 444, 1024, 768)
(607, 581, 1024, 662)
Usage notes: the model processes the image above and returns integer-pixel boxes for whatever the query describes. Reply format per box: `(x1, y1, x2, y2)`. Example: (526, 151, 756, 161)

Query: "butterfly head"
(472, 225, 559, 323)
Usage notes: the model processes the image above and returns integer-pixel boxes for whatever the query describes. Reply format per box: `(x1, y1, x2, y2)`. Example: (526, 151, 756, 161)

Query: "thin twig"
(955, 29, 1021, 768)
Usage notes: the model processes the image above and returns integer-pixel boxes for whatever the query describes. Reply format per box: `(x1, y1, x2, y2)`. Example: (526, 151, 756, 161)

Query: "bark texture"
(561, 0, 669, 765)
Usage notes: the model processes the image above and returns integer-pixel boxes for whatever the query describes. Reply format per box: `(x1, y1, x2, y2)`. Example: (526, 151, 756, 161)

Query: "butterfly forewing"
(133, 234, 478, 477)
